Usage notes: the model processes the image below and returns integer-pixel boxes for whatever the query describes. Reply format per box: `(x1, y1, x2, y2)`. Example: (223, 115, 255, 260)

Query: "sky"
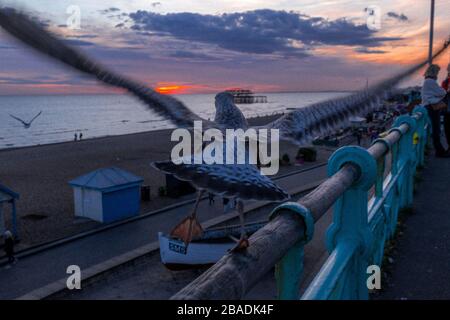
(0, 0, 449, 95)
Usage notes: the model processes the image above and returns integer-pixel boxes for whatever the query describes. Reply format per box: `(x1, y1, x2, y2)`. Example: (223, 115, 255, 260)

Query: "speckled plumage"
(153, 92, 289, 202)
(213, 92, 248, 130)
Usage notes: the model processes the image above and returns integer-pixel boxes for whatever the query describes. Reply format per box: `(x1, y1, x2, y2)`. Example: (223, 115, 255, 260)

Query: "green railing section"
(299, 106, 430, 299)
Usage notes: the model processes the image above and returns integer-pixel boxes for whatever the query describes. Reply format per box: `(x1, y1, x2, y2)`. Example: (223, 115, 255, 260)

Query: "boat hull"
(158, 221, 266, 269)
(158, 232, 234, 268)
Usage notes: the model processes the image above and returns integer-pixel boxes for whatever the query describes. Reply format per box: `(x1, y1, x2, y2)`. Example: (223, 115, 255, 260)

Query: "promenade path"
(0, 160, 331, 299)
(375, 155, 450, 299)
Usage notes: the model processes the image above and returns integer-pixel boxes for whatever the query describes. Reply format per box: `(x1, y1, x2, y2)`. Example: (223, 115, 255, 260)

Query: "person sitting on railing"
(421, 64, 449, 158)
(442, 63, 450, 151)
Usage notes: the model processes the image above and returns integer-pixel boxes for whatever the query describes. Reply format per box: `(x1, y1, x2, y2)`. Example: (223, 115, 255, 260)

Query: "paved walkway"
(376, 155, 450, 299)
(0, 163, 328, 299)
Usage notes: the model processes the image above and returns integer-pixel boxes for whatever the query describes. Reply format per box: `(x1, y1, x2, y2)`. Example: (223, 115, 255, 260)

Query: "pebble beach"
(0, 114, 303, 247)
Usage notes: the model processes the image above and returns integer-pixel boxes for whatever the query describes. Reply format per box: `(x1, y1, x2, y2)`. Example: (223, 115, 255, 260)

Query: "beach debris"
(9, 111, 42, 129)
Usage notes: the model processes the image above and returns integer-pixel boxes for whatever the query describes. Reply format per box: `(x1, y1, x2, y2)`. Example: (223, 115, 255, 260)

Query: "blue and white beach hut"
(0, 184, 19, 238)
(69, 167, 143, 223)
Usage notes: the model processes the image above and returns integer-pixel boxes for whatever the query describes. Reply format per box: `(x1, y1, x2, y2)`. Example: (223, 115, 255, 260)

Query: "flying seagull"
(9, 111, 42, 128)
(0, 8, 448, 251)
(153, 91, 290, 250)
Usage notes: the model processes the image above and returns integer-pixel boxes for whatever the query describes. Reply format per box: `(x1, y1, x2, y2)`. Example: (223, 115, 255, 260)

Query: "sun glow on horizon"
(155, 84, 191, 94)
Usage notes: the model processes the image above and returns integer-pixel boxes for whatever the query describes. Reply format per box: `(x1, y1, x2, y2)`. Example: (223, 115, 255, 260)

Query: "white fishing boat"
(158, 221, 266, 269)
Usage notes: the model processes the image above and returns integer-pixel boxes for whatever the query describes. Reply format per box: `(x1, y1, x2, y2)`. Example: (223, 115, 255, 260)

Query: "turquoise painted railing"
(172, 106, 430, 300)
(290, 106, 430, 300)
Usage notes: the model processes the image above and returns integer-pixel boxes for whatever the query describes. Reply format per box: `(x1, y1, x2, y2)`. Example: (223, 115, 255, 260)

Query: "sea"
(0, 92, 350, 150)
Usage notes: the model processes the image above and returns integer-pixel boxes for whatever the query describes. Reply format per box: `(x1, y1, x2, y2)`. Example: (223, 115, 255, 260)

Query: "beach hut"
(69, 167, 143, 223)
(0, 184, 19, 239)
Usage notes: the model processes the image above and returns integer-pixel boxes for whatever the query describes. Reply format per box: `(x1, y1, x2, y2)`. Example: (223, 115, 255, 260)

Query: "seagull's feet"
(229, 235, 249, 253)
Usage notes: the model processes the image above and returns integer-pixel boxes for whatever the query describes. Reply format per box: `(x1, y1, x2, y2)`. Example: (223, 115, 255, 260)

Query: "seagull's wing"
(259, 41, 450, 146)
(9, 114, 28, 126)
(153, 161, 289, 202)
(29, 111, 42, 124)
(152, 138, 289, 202)
(0, 8, 213, 129)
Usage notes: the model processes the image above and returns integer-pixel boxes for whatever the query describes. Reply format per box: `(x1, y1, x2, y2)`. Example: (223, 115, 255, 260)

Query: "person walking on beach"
(441, 63, 450, 149)
(421, 64, 449, 158)
(3, 230, 17, 266)
(74, 133, 78, 141)
(223, 198, 230, 213)
(79, 133, 83, 140)
(208, 193, 215, 206)
(354, 128, 363, 146)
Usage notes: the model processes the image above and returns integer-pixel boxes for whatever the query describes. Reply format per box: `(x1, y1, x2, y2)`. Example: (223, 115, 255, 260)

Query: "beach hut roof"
(69, 167, 143, 191)
(0, 184, 19, 202)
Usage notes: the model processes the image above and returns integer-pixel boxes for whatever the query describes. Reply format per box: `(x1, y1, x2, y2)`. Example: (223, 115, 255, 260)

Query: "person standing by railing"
(421, 64, 449, 157)
(3, 230, 17, 267)
(442, 64, 450, 150)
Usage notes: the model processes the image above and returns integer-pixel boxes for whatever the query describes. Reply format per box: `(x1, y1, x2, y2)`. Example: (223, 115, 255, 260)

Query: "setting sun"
(155, 84, 190, 95)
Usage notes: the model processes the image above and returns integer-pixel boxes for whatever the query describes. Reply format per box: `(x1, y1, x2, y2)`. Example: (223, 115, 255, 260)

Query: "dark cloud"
(74, 34, 98, 39)
(354, 47, 386, 54)
(0, 74, 93, 85)
(0, 44, 15, 50)
(169, 50, 220, 61)
(87, 47, 152, 61)
(0, 76, 42, 85)
(63, 39, 94, 46)
(128, 9, 402, 57)
(387, 12, 409, 22)
(99, 7, 121, 14)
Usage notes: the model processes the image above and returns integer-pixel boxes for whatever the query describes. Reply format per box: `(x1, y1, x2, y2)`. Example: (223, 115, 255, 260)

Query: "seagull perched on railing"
(0, 8, 448, 251)
(9, 111, 42, 128)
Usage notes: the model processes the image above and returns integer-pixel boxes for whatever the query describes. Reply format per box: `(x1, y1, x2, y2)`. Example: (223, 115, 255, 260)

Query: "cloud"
(0, 44, 15, 50)
(128, 9, 402, 57)
(73, 34, 98, 39)
(354, 47, 387, 54)
(387, 12, 409, 22)
(0, 74, 92, 85)
(62, 39, 95, 46)
(99, 7, 121, 14)
(169, 50, 221, 61)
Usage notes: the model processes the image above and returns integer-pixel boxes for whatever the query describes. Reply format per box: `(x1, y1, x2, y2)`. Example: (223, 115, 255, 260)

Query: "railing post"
(392, 115, 417, 207)
(271, 202, 314, 300)
(325, 146, 377, 299)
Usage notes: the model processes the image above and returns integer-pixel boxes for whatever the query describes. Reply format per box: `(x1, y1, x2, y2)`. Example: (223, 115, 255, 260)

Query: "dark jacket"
(442, 78, 449, 92)
(4, 237, 14, 255)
